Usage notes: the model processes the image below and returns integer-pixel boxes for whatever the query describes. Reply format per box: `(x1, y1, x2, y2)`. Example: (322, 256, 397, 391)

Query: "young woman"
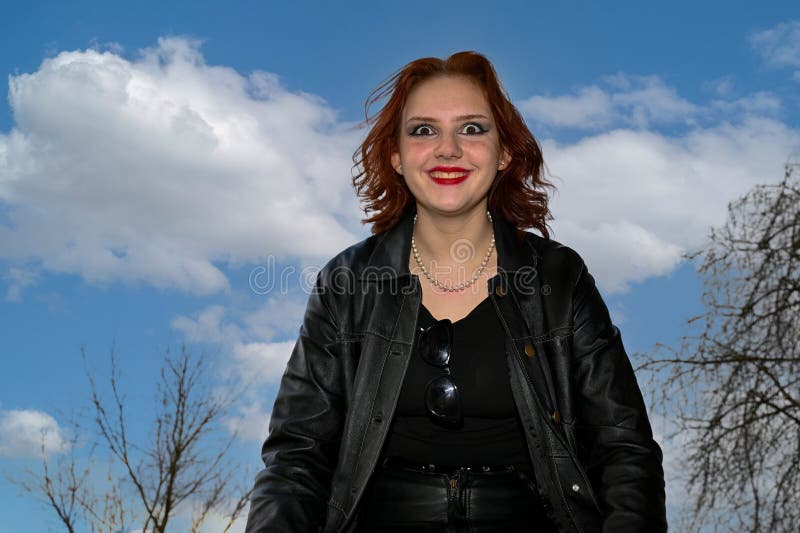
(245, 51, 667, 533)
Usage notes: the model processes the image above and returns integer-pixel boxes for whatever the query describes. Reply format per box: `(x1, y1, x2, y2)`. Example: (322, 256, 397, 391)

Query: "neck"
(412, 203, 494, 266)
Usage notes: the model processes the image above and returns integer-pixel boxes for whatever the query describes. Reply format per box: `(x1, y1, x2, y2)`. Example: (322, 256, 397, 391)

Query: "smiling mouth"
(429, 171, 469, 179)
(428, 169, 471, 185)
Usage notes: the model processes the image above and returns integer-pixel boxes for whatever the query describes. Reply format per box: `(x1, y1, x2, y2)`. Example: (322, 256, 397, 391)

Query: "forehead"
(403, 75, 490, 118)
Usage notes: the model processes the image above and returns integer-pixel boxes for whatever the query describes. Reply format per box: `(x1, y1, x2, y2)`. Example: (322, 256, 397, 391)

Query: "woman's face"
(391, 75, 510, 218)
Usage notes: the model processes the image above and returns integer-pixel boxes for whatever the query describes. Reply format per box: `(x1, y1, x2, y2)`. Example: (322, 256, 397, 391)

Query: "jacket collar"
(361, 204, 540, 281)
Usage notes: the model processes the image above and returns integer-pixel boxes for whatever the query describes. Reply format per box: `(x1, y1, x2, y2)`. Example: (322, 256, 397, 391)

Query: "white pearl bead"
(412, 210, 494, 292)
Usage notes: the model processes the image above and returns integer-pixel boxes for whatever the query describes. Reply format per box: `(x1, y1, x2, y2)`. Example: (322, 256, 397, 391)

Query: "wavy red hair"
(352, 51, 555, 238)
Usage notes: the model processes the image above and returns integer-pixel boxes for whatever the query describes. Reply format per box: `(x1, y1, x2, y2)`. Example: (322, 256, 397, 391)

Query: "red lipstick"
(427, 166, 471, 186)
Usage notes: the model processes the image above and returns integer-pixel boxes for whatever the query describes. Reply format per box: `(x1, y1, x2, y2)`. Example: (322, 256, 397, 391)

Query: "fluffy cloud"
(172, 292, 307, 350)
(3, 36, 798, 301)
(520, 74, 697, 130)
(751, 19, 800, 84)
(542, 116, 799, 292)
(171, 304, 246, 344)
(0, 37, 364, 296)
(519, 72, 781, 131)
(0, 408, 69, 458)
(3, 266, 38, 301)
(0, 32, 795, 324)
(521, 85, 616, 130)
(224, 401, 271, 443)
(648, 412, 692, 524)
(172, 301, 302, 384)
(192, 512, 246, 533)
(518, 67, 797, 293)
(171, 297, 309, 439)
(231, 339, 297, 385)
(750, 19, 800, 70)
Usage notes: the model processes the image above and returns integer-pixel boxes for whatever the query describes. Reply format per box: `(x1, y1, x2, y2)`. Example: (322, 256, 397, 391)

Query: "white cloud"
(3, 265, 39, 301)
(702, 75, 736, 97)
(750, 19, 800, 69)
(542, 116, 800, 293)
(0, 408, 70, 458)
(3, 36, 796, 303)
(194, 511, 246, 533)
(0, 36, 365, 296)
(136, 496, 248, 533)
(171, 296, 307, 438)
(603, 73, 698, 127)
(648, 412, 692, 523)
(172, 304, 246, 344)
(240, 294, 308, 341)
(554, 218, 682, 294)
(170, 306, 296, 440)
(520, 73, 698, 130)
(172, 292, 306, 346)
(171, 299, 303, 387)
(232, 339, 296, 385)
(225, 401, 271, 443)
(520, 86, 614, 129)
(709, 91, 781, 115)
(520, 72, 783, 133)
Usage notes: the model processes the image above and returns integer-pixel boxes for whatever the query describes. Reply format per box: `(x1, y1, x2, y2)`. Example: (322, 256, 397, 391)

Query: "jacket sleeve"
(570, 260, 667, 532)
(245, 271, 345, 533)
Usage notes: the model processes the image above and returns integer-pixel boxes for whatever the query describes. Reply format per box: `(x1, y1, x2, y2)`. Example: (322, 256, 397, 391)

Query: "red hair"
(351, 51, 556, 238)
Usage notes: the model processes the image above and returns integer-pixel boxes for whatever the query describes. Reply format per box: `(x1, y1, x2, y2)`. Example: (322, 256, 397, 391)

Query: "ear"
(391, 151, 403, 174)
(498, 148, 512, 170)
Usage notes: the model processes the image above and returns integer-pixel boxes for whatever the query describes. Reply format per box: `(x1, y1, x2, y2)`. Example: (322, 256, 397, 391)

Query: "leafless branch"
(637, 161, 800, 531)
(13, 339, 251, 532)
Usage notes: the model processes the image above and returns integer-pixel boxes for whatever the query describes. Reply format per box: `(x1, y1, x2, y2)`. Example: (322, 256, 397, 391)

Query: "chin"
(421, 199, 481, 216)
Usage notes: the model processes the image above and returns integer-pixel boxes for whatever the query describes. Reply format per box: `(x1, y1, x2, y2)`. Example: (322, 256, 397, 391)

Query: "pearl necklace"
(411, 210, 496, 292)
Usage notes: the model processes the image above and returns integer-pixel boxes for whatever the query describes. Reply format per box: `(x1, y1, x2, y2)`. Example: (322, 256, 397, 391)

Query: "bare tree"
(639, 162, 800, 531)
(12, 432, 88, 533)
(13, 341, 251, 532)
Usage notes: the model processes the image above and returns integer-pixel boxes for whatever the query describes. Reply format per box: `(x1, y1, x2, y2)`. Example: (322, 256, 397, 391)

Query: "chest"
(410, 262, 499, 323)
(398, 297, 514, 418)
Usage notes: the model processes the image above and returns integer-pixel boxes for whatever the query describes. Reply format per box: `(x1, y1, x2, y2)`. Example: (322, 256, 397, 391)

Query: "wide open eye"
(410, 124, 435, 136)
(460, 122, 487, 135)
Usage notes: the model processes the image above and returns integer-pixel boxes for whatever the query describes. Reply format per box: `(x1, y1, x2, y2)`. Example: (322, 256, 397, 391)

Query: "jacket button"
(551, 410, 561, 424)
(571, 484, 580, 493)
(524, 343, 536, 357)
(495, 285, 507, 297)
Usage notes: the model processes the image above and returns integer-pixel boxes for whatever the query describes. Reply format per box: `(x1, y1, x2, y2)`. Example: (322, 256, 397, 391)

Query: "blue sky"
(1, 1, 799, 530)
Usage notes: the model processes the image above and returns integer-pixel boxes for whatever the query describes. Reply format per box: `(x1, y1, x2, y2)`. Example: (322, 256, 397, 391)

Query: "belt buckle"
(382, 457, 516, 475)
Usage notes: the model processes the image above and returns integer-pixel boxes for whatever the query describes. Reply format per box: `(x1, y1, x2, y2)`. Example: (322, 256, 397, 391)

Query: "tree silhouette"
(640, 161, 800, 531)
(14, 341, 251, 532)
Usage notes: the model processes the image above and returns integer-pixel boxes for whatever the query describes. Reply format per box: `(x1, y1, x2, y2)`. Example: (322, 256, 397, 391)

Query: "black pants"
(354, 461, 558, 532)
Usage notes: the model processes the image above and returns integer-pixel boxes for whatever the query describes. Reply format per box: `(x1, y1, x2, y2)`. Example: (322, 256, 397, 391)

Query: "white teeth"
(430, 171, 469, 179)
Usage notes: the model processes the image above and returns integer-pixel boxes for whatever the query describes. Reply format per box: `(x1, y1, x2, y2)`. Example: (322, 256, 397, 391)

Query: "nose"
(435, 131, 462, 160)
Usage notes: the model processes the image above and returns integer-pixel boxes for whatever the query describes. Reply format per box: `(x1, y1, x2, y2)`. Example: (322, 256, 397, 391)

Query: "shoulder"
(320, 233, 383, 272)
(314, 232, 385, 283)
(522, 231, 586, 287)
(519, 231, 597, 329)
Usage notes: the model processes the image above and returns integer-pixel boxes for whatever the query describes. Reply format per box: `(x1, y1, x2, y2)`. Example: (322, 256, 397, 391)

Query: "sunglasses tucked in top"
(379, 296, 530, 468)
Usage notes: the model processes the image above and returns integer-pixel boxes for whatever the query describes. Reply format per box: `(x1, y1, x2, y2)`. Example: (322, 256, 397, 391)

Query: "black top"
(380, 296, 530, 466)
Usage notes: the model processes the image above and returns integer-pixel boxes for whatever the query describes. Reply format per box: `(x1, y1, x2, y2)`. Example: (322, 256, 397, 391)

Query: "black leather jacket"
(245, 205, 667, 532)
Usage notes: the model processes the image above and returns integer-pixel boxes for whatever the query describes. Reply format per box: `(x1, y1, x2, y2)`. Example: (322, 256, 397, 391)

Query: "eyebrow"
(405, 114, 490, 124)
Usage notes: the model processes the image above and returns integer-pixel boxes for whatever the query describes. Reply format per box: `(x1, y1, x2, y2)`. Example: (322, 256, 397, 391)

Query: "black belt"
(381, 456, 531, 476)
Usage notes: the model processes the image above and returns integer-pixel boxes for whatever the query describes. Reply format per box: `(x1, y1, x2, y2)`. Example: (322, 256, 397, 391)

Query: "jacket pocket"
(552, 455, 602, 522)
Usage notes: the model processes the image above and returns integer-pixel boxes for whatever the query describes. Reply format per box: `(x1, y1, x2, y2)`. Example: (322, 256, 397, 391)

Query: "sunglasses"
(417, 318, 462, 427)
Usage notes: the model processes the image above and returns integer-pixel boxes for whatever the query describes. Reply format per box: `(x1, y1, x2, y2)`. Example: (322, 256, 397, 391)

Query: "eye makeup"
(408, 122, 489, 137)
